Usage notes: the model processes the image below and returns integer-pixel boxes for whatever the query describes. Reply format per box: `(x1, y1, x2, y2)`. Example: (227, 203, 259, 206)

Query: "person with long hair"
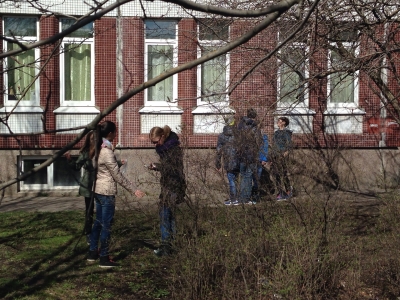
(87, 121, 145, 268)
(148, 125, 186, 256)
(65, 131, 95, 244)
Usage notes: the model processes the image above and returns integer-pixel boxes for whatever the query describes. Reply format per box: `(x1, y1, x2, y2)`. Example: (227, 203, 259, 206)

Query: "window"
(60, 18, 94, 106)
(197, 20, 230, 105)
(324, 29, 364, 134)
(276, 34, 314, 134)
(3, 17, 39, 106)
(144, 20, 178, 106)
(19, 156, 81, 191)
(278, 44, 308, 108)
(327, 30, 359, 109)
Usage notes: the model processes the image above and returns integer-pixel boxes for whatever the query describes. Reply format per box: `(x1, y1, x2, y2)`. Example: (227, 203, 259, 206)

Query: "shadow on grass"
(0, 211, 130, 299)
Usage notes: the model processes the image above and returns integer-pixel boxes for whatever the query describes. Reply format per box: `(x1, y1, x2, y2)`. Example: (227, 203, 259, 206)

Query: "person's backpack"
(236, 117, 262, 164)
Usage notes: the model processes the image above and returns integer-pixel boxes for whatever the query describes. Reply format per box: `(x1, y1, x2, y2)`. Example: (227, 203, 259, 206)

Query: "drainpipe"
(379, 22, 388, 148)
(378, 22, 390, 190)
(116, 1, 124, 147)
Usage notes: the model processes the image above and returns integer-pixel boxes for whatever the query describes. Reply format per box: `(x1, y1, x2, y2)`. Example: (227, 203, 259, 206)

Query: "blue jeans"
(252, 164, 263, 191)
(227, 171, 239, 201)
(90, 194, 115, 257)
(160, 206, 176, 244)
(240, 162, 256, 203)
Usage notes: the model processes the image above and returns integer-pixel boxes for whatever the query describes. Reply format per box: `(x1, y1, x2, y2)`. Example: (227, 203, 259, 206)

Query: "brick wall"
(0, 15, 399, 150)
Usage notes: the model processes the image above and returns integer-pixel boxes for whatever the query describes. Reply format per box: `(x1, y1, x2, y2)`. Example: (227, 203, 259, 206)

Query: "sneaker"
(224, 200, 232, 206)
(276, 194, 287, 201)
(246, 200, 256, 205)
(154, 244, 172, 257)
(87, 250, 99, 262)
(99, 256, 119, 268)
(231, 200, 240, 206)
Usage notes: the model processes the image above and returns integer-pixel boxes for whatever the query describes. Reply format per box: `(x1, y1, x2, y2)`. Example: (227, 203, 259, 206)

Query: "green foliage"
(1, 194, 400, 299)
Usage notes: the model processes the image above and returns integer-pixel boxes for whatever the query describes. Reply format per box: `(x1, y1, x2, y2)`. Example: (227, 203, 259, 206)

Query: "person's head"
(80, 131, 94, 153)
(99, 121, 117, 141)
(277, 116, 289, 129)
(149, 125, 171, 147)
(224, 114, 235, 126)
(247, 108, 257, 119)
(89, 121, 117, 159)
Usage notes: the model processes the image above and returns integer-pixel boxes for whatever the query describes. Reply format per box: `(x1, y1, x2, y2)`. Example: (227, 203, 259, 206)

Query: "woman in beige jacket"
(87, 121, 144, 268)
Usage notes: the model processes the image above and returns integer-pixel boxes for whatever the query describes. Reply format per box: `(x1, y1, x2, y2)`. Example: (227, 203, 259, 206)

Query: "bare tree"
(0, 0, 306, 191)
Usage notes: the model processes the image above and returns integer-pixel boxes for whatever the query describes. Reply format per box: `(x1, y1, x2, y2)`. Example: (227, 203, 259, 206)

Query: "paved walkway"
(0, 195, 159, 213)
(0, 190, 384, 213)
(0, 196, 84, 212)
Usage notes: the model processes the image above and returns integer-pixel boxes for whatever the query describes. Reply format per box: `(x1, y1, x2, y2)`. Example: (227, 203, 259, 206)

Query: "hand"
(64, 151, 71, 160)
(121, 159, 127, 165)
(148, 163, 156, 170)
(135, 190, 145, 198)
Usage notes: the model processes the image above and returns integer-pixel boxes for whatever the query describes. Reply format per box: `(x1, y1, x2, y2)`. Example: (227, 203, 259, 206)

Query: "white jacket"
(94, 147, 136, 196)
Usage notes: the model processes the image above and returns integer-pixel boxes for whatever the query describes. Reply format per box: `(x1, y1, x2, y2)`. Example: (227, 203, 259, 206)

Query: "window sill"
(53, 106, 100, 114)
(0, 106, 44, 113)
(324, 107, 365, 115)
(139, 106, 184, 114)
(274, 107, 316, 115)
(192, 104, 235, 114)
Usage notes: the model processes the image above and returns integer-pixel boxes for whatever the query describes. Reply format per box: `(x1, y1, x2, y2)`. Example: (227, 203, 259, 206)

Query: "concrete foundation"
(0, 148, 399, 197)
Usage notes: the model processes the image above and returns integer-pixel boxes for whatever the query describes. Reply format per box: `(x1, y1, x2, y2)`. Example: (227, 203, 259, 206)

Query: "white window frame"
(19, 156, 81, 191)
(59, 19, 95, 107)
(327, 41, 360, 110)
(143, 20, 178, 108)
(277, 42, 309, 110)
(196, 22, 230, 109)
(3, 16, 40, 107)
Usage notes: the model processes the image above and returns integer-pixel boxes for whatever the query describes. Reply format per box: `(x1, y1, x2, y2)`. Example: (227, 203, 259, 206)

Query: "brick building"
(1, 1, 399, 195)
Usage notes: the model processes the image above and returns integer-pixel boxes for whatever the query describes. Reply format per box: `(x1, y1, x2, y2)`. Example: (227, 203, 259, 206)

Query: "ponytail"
(149, 125, 171, 140)
(163, 125, 171, 139)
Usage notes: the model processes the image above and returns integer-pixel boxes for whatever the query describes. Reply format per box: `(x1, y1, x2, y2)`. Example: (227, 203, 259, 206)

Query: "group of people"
(65, 112, 291, 268)
(216, 108, 293, 205)
(65, 121, 185, 268)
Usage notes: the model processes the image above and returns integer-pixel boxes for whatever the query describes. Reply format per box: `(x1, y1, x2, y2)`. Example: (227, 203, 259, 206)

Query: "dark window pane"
(329, 28, 358, 42)
(199, 20, 229, 40)
(23, 159, 47, 185)
(53, 157, 80, 187)
(145, 20, 177, 39)
(4, 17, 37, 36)
(61, 18, 93, 38)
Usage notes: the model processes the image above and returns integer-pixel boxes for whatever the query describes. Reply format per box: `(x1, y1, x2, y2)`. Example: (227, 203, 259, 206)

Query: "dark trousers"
(159, 205, 176, 244)
(272, 155, 291, 196)
(84, 196, 94, 235)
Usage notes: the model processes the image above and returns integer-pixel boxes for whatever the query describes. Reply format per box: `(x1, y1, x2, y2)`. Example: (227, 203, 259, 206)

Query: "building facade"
(1, 1, 399, 195)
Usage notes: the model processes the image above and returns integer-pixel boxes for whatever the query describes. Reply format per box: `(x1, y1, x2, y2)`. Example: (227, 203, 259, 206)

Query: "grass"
(1, 192, 400, 299)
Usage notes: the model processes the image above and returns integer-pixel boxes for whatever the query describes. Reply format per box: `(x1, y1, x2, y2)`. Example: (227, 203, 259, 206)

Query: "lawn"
(1, 192, 400, 299)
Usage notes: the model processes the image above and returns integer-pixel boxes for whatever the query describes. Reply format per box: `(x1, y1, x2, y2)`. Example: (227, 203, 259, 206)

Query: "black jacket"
(216, 125, 239, 172)
(155, 132, 187, 205)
